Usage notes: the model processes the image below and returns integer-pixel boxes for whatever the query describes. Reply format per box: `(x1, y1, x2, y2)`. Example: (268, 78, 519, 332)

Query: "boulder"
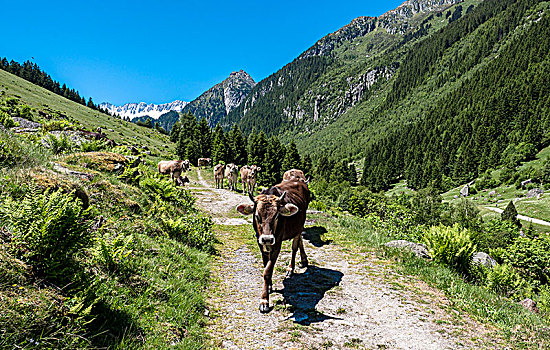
(488, 190, 497, 197)
(384, 240, 430, 259)
(519, 298, 539, 313)
(526, 188, 543, 199)
(460, 185, 469, 197)
(521, 179, 532, 187)
(471, 252, 497, 268)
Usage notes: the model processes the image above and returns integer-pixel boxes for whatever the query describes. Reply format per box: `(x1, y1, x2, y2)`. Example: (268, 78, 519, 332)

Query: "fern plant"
(0, 189, 91, 281)
(161, 215, 214, 251)
(422, 224, 477, 274)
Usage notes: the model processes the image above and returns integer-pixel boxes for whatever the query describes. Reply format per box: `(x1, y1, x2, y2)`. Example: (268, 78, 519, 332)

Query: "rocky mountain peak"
(300, 0, 461, 58)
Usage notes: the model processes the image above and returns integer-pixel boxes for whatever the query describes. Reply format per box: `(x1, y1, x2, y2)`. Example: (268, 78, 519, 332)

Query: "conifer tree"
(501, 201, 521, 228)
(282, 141, 301, 172)
(231, 125, 247, 166)
(211, 124, 227, 164)
(301, 154, 313, 179)
(264, 136, 285, 185)
(196, 118, 212, 158)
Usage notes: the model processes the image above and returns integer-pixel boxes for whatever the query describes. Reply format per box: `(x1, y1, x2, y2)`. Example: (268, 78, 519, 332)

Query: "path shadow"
(275, 266, 343, 325)
(302, 226, 332, 247)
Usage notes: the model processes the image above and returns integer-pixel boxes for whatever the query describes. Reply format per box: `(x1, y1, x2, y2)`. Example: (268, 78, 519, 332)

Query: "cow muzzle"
(258, 234, 275, 246)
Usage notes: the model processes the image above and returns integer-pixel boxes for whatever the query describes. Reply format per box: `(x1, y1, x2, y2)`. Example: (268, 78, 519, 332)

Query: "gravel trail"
(189, 169, 504, 349)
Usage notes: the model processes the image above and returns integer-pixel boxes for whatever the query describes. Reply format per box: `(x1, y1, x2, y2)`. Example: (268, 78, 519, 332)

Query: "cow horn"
(279, 191, 286, 201)
(248, 192, 256, 203)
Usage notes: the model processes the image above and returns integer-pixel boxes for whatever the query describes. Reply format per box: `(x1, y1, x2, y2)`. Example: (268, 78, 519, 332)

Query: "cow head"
(249, 165, 261, 179)
(236, 191, 299, 247)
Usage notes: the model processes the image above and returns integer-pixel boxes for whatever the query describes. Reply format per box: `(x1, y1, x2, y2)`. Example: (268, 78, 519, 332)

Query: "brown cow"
(224, 163, 239, 191)
(236, 180, 310, 313)
(158, 160, 189, 186)
(214, 163, 225, 189)
(283, 169, 308, 183)
(198, 157, 212, 168)
(240, 165, 261, 195)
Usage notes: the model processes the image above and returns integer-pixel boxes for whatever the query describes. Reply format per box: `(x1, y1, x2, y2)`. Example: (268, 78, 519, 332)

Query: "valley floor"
(189, 170, 506, 349)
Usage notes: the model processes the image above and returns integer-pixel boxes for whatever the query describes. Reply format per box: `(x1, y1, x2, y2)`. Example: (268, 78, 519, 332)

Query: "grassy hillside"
(0, 68, 213, 348)
(0, 69, 174, 157)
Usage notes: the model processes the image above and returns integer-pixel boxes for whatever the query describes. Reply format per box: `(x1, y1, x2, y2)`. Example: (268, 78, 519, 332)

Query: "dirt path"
(484, 206, 550, 227)
(190, 169, 503, 349)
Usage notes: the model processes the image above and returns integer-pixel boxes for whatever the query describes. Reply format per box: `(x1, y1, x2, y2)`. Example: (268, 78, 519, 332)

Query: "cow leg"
(260, 244, 281, 313)
(288, 235, 301, 275)
(298, 233, 309, 268)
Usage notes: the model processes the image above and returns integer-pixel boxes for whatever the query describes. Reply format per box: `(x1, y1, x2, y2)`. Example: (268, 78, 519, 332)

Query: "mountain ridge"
(99, 100, 188, 120)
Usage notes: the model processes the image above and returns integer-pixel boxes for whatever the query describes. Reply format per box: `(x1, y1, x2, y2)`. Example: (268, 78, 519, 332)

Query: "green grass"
(0, 82, 213, 348)
(312, 213, 550, 349)
(0, 69, 175, 158)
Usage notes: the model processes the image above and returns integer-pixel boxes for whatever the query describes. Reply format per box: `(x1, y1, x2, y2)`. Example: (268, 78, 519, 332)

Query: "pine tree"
(230, 125, 247, 166)
(196, 118, 212, 159)
(264, 136, 285, 185)
(301, 154, 313, 179)
(501, 201, 521, 228)
(211, 124, 227, 164)
(282, 141, 301, 172)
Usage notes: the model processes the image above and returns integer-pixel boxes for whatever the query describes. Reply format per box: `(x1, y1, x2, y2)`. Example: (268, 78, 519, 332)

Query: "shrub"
(91, 230, 134, 272)
(161, 215, 214, 251)
(0, 131, 45, 167)
(0, 189, 91, 281)
(0, 110, 16, 128)
(486, 263, 530, 299)
(42, 119, 73, 132)
(503, 235, 550, 288)
(477, 218, 520, 252)
(422, 224, 477, 274)
(46, 133, 74, 155)
(80, 139, 107, 152)
(140, 176, 195, 212)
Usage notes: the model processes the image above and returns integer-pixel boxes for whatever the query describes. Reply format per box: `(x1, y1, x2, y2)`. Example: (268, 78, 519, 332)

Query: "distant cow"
(224, 163, 239, 191)
(158, 160, 189, 186)
(236, 179, 310, 313)
(214, 163, 225, 189)
(283, 169, 308, 183)
(198, 158, 212, 168)
(240, 165, 261, 195)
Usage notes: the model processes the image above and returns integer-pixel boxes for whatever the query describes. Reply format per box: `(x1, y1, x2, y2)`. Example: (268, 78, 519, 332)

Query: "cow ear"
(257, 167, 261, 171)
(279, 203, 299, 216)
(236, 203, 254, 215)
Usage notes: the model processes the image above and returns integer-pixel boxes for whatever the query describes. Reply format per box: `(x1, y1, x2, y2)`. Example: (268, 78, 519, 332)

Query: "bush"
(0, 189, 91, 281)
(0, 131, 45, 167)
(503, 235, 550, 288)
(161, 215, 214, 251)
(486, 263, 530, 299)
(91, 229, 134, 273)
(0, 110, 16, 128)
(422, 224, 477, 274)
(140, 176, 195, 212)
(477, 218, 520, 252)
(42, 119, 73, 132)
(46, 133, 74, 155)
(80, 139, 107, 152)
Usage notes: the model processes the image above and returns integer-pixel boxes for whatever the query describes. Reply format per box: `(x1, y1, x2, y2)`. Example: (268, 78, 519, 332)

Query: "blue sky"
(2, 0, 403, 105)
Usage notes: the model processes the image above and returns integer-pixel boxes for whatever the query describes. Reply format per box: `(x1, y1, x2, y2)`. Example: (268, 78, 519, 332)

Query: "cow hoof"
(259, 303, 271, 313)
(299, 260, 309, 268)
(286, 267, 295, 276)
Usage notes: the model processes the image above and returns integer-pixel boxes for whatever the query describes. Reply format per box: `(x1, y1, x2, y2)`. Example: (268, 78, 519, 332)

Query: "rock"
(521, 179, 532, 187)
(384, 240, 430, 259)
(488, 190, 497, 197)
(526, 188, 543, 199)
(497, 199, 503, 203)
(12, 117, 42, 129)
(52, 163, 94, 181)
(454, 195, 459, 199)
(471, 252, 497, 268)
(519, 298, 539, 313)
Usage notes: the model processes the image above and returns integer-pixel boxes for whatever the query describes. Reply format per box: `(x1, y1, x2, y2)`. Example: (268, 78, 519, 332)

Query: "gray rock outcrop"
(526, 188, 543, 199)
(384, 240, 430, 259)
(460, 185, 469, 197)
(471, 252, 497, 268)
(519, 298, 539, 313)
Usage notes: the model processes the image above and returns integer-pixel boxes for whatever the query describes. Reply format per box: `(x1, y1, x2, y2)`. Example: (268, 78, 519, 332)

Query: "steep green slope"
(0, 69, 174, 156)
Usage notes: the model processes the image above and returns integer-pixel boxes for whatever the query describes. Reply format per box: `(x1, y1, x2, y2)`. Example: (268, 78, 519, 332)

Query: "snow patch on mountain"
(100, 100, 188, 120)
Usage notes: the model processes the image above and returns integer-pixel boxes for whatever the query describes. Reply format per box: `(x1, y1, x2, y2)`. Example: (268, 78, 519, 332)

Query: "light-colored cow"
(283, 169, 308, 183)
(214, 163, 225, 189)
(240, 165, 261, 195)
(224, 163, 239, 191)
(158, 160, 189, 186)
